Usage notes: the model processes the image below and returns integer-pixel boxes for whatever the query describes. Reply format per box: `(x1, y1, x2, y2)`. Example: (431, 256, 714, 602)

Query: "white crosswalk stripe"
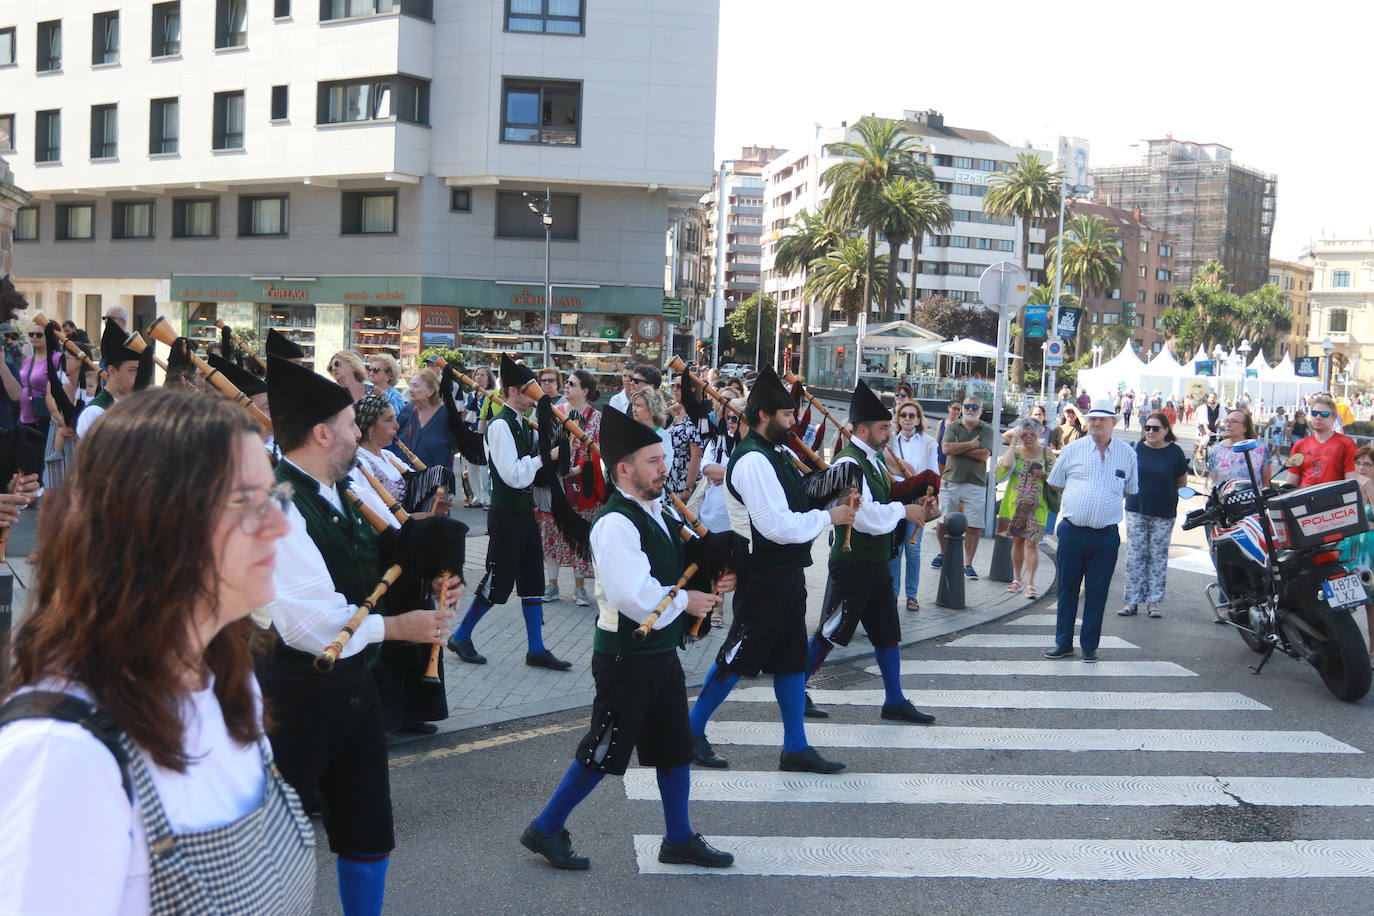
(872, 660, 1197, 677)
(727, 687, 1269, 711)
(945, 634, 1139, 649)
(1007, 614, 1070, 627)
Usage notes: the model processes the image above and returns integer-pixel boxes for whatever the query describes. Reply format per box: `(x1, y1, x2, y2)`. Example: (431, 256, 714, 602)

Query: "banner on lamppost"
(1024, 304, 1049, 338)
(1194, 359, 1214, 377)
(1056, 306, 1083, 339)
(1057, 136, 1091, 191)
(1295, 356, 1321, 378)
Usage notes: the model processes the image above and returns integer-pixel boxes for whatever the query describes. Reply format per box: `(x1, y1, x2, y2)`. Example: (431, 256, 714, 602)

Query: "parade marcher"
(266, 328, 306, 365)
(520, 407, 736, 871)
(75, 318, 153, 439)
(688, 365, 858, 774)
(447, 354, 573, 670)
(804, 381, 938, 723)
(259, 356, 460, 915)
(0, 391, 314, 915)
(534, 368, 572, 603)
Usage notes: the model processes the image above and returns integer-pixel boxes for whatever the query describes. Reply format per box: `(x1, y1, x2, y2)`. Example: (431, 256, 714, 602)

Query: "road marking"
(625, 770, 1374, 807)
(946, 634, 1138, 649)
(633, 836, 1374, 879)
(870, 660, 1197, 677)
(1169, 550, 1218, 575)
(726, 687, 1269, 711)
(705, 721, 1360, 754)
(389, 721, 582, 770)
(1007, 614, 1067, 627)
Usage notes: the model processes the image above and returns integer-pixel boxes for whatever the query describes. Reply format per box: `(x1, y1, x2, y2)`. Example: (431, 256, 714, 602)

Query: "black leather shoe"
(447, 637, 486, 665)
(1081, 649, 1098, 663)
(520, 822, 590, 870)
(804, 691, 829, 719)
(779, 746, 845, 774)
(691, 734, 728, 769)
(401, 720, 438, 735)
(658, 833, 734, 868)
(1044, 645, 1074, 659)
(880, 700, 935, 724)
(526, 649, 573, 670)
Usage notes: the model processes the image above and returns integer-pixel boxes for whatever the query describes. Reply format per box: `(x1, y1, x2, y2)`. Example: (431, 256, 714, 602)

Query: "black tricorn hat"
(266, 355, 354, 448)
(499, 353, 536, 392)
(849, 379, 891, 424)
(745, 364, 793, 413)
(208, 352, 266, 397)
(101, 318, 139, 367)
(600, 405, 664, 473)
(265, 328, 305, 361)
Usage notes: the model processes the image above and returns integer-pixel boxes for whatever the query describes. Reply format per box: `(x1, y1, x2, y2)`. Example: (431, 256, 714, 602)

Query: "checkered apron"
(124, 733, 316, 916)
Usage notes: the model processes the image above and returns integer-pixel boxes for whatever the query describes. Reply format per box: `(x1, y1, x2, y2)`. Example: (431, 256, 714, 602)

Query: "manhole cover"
(809, 665, 878, 689)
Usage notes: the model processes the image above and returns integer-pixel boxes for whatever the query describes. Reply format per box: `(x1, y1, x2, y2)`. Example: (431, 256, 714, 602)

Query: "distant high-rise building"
(1091, 139, 1276, 294)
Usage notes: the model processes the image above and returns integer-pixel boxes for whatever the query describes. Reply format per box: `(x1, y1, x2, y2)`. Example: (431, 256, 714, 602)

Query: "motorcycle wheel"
(1309, 610, 1372, 703)
(1231, 608, 1268, 654)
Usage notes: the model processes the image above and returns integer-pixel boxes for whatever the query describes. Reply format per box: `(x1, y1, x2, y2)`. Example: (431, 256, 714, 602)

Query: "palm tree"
(1046, 215, 1124, 357)
(804, 237, 895, 326)
(821, 117, 922, 325)
(774, 203, 851, 372)
(868, 176, 953, 323)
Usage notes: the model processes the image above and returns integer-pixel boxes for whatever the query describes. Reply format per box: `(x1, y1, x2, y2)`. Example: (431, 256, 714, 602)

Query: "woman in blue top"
(391, 368, 456, 473)
(1119, 410, 1190, 617)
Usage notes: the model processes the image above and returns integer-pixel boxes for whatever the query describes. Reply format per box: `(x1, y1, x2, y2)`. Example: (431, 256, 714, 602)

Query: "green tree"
(804, 237, 896, 326)
(774, 202, 851, 370)
(1046, 215, 1123, 357)
(868, 176, 954, 321)
(723, 292, 778, 367)
(1232, 283, 1293, 358)
(1160, 261, 1247, 357)
(908, 294, 999, 344)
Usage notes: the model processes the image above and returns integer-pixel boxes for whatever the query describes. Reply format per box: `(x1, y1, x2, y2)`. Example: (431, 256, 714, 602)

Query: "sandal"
(1118, 605, 1138, 616)
(1006, 578, 1022, 592)
(905, 597, 919, 612)
(1024, 587, 1038, 600)
(1147, 604, 1162, 618)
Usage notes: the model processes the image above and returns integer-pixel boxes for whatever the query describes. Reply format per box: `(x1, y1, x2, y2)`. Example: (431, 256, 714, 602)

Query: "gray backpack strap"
(0, 691, 133, 800)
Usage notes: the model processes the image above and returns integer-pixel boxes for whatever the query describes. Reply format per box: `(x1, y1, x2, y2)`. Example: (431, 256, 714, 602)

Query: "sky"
(714, 0, 1372, 261)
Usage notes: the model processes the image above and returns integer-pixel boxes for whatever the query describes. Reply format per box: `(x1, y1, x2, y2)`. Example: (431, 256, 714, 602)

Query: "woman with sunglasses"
(995, 418, 1053, 599)
(0, 390, 314, 914)
(1049, 404, 1084, 458)
(19, 322, 59, 438)
(1207, 408, 1271, 489)
(1119, 411, 1189, 617)
(887, 402, 937, 611)
(327, 351, 370, 403)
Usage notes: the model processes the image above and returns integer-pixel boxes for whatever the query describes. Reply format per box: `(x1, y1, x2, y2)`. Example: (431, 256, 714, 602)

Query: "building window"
(37, 20, 61, 72)
(151, 2, 181, 57)
(1138, 265, 1147, 278)
(271, 86, 289, 121)
(341, 190, 397, 234)
(150, 98, 178, 154)
(1158, 243, 1171, 257)
(1139, 240, 1148, 253)
(495, 190, 578, 240)
(172, 198, 217, 238)
(317, 77, 429, 125)
(953, 156, 973, 169)
(1156, 268, 1171, 282)
(238, 195, 288, 237)
(1, 27, 15, 65)
(450, 188, 471, 212)
(90, 104, 117, 159)
(1330, 309, 1348, 333)
(112, 200, 154, 239)
(35, 109, 60, 162)
(213, 91, 245, 150)
(320, 0, 433, 20)
(215, 0, 247, 49)
(14, 206, 38, 241)
(501, 78, 579, 145)
(505, 0, 584, 35)
(56, 203, 94, 240)
(92, 11, 119, 65)
(1332, 270, 1351, 288)
(275, 0, 292, 16)
(0, 113, 12, 152)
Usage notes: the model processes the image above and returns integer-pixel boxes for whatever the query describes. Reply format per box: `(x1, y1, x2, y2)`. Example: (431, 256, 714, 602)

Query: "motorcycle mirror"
(1177, 486, 1198, 500)
(1231, 438, 1259, 453)
(1285, 452, 1305, 468)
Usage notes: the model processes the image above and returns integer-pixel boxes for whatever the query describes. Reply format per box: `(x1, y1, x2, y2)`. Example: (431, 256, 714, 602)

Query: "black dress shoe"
(658, 833, 734, 868)
(401, 720, 438, 735)
(691, 734, 728, 769)
(1081, 649, 1098, 663)
(804, 691, 830, 719)
(1044, 645, 1074, 659)
(520, 822, 590, 870)
(880, 700, 935, 724)
(447, 637, 486, 665)
(779, 746, 845, 774)
(526, 649, 573, 670)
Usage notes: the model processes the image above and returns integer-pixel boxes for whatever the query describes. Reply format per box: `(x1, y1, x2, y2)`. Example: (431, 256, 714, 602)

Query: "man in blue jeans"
(1044, 399, 1138, 662)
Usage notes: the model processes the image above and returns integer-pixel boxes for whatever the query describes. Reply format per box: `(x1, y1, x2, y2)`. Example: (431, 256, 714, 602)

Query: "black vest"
(726, 430, 814, 569)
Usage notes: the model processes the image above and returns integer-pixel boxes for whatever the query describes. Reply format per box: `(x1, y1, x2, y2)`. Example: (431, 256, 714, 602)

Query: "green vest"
(726, 430, 814, 569)
(592, 490, 689, 655)
(487, 406, 535, 510)
(90, 389, 114, 411)
(829, 443, 893, 564)
(274, 460, 386, 668)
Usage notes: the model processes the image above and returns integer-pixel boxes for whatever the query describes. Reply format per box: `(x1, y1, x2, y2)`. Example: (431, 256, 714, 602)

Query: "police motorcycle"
(1179, 439, 1373, 702)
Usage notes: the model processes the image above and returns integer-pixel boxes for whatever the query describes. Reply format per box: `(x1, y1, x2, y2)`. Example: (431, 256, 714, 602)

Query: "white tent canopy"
(934, 337, 1022, 359)
(1076, 343, 1149, 398)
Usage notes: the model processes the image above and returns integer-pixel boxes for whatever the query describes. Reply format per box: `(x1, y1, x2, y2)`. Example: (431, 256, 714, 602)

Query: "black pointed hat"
(499, 353, 536, 392)
(101, 318, 139, 367)
(600, 405, 664, 473)
(265, 328, 305, 361)
(208, 352, 266, 397)
(131, 334, 155, 392)
(745, 364, 793, 413)
(849, 379, 890, 424)
(266, 355, 354, 448)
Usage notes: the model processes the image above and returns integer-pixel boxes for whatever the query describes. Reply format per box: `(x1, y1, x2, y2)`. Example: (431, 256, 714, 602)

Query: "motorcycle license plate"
(1322, 574, 1365, 610)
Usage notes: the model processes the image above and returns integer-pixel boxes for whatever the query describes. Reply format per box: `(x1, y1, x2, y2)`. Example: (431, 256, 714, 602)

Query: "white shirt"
(890, 429, 939, 477)
(697, 435, 735, 533)
(485, 411, 542, 490)
(725, 444, 829, 547)
(609, 390, 630, 414)
(75, 394, 117, 438)
(591, 487, 691, 633)
(831, 436, 908, 536)
(0, 678, 266, 916)
(1047, 435, 1139, 529)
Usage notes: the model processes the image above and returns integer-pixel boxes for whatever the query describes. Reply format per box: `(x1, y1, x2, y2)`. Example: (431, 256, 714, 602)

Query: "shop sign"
(265, 284, 310, 300)
(1295, 356, 1320, 378)
(509, 288, 585, 309)
(422, 307, 457, 331)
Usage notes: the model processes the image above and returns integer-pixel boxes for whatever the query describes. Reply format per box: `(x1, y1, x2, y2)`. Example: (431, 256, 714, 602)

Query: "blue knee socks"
(534, 760, 604, 835)
(522, 598, 546, 654)
(773, 672, 808, 752)
(337, 854, 388, 916)
(806, 635, 833, 678)
(454, 595, 493, 642)
(689, 662, 740, 736)
(874, 645, 906, 707)
(656, 764, 692, 844)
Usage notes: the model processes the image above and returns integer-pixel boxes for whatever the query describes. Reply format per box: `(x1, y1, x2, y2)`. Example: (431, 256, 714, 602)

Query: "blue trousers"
(887, 528, 922, 598)
(1055, 520, 1121, 651)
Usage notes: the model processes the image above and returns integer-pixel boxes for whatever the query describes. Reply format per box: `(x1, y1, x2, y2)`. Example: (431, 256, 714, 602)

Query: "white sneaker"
(574, 586, 590, 607)
(542, 584, 560, 602)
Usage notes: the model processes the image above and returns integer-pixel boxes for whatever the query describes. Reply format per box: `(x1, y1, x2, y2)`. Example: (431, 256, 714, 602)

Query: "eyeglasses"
(1143, 424, 1164, 432)
(1311, 410, 1333, 417)
(27, 332, 43, 339)
(962, 404, 980, 410)
(226, 480, 293, 536)
(329, 361, 342, 371)
(628, 377, 648, 385)
(899, 412, 918, 419)
(367, 366, 385, 374)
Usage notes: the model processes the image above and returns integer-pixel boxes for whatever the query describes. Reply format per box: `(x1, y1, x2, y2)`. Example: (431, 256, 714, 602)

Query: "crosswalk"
(623, 610, 1374, 882)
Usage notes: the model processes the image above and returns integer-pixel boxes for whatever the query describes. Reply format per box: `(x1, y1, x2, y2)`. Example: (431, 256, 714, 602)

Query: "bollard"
(988, 535, 1016, 583)
(936, 512, 967, 609)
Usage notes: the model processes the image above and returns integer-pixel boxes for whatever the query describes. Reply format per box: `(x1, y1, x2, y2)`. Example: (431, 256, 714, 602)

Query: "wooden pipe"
(315, 565, 403, 671)
(215, 319, 267, 372)
(667, 491, 730, 640)
(356, 461, 410, 523)
(437, 358, 542, 433)
(520, 377, 602, 464)
(667, 356, 812, 473)
(909, 484, 935, 545)
(842, 487, 859, 552)
(33, 311, 107, 384)
(122, 331, 169, 373)
(146, 317, 273, 432)
(422, 571, 450, 684)
(632, 563, 699, 641)
(393, 439, 427, 471)
(783, 369, 896, 481)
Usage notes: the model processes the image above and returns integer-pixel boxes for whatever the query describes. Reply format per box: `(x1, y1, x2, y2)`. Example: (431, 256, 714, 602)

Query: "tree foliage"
(804, 237, 896, 325)
(1158, 260, 1292, 359)
(909, 295, 999, 344)
(723, 292, 778, 366)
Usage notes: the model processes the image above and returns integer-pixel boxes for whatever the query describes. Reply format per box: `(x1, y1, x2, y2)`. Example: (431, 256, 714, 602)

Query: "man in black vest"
(688, 365, 856, 774)
(259, 356, 457, 916)
(804, 379, 938, 723)
(448, 353, 572, 670)
(521, 407, 736, 871)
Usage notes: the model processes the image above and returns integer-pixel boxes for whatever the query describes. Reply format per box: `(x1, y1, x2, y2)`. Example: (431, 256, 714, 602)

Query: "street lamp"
(1212, 343, 1225, 398)
(524, 188, 554, 367)
(1238, 338, 1251, 404)
(1323, 336, 1335, 392)
(1090, 342, 1102, 368)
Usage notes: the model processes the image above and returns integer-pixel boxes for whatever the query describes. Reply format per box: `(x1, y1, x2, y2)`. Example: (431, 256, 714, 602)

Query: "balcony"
(1029, 227, 1046, 244)
(1027, 254, 1045, 270)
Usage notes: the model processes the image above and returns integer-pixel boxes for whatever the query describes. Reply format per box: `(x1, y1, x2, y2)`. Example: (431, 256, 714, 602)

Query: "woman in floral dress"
(995, 418, 1053, 599)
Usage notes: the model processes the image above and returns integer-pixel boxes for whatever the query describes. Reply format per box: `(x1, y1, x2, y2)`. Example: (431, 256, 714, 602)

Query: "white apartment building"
(0, 0, 716, 382)
(1307, 238, 1374, 386)
(763, 110, 1047, 343)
